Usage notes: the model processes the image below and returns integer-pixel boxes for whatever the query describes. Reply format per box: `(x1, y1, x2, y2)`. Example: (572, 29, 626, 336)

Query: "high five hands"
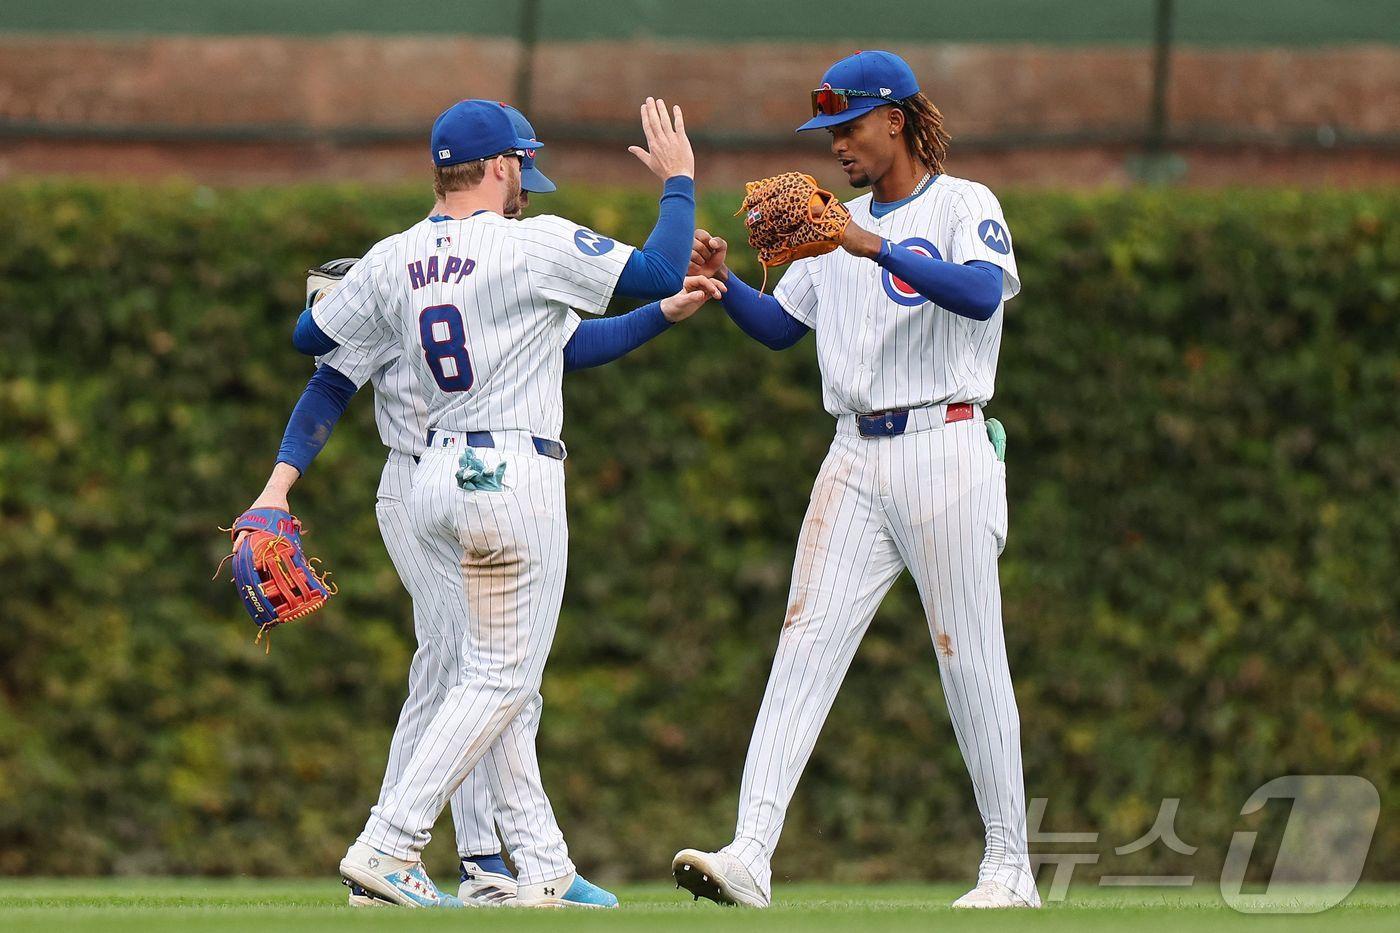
(657, 229, 733, 320)
(689, 228, 729, 279)
(629, 97, 695, 181)
(661, 274, 726, 323)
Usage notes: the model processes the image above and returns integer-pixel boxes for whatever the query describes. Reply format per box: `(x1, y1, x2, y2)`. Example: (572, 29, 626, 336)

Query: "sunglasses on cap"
(475, 149, 528, 163)
(810, 86, 902, 117)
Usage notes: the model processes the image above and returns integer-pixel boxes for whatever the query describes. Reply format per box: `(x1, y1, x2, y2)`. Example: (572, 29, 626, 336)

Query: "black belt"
(421, 429, 566, 461)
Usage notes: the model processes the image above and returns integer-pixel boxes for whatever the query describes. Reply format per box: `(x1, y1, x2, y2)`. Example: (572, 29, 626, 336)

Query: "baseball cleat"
(951, 879, 1041, 909)
(515, 871, 618, 908)
(672, 849, 769, 908)
(458, 853, 518, 906)
(338, 841, 462, 908)
(344, 880, 390, 907)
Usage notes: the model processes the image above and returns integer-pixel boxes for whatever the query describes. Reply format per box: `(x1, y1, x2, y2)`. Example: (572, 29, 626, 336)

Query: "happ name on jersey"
(408, 254, 476, 290)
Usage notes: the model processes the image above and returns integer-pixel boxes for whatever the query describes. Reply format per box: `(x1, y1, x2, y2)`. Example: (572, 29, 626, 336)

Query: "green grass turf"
(0, 879, 1397, 932)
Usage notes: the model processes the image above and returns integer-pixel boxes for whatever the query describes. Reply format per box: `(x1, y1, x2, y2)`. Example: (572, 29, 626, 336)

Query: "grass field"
(0, 879, 1396, 932)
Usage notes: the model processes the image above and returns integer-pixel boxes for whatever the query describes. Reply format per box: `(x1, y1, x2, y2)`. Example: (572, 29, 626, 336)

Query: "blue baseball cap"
(500, 103, 556, 194)
(796, 50, 920, 132)
(431, 99, 542, 167)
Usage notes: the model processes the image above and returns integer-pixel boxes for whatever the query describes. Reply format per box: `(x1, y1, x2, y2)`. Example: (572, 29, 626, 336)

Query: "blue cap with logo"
(796, 50, 920, 132)
(500, 103, 556, 194)
(431, 99, 542, 167)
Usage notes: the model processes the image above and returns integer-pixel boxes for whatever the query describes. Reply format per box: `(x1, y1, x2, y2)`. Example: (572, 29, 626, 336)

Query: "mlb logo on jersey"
(882, 236, 942, 306)
(436, 234, 452, 249)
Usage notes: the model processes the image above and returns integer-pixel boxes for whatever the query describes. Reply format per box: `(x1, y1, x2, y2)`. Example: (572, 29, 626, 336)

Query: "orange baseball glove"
(737, 172, 851, 289)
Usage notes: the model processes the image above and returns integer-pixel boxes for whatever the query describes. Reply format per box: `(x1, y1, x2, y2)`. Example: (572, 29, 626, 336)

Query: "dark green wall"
(1, 1, 1396, 46)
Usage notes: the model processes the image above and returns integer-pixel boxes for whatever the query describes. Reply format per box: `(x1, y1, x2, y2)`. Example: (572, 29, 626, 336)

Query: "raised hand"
(661, 275, 726, 323)
(689, 228, 729, 277)
(628, 97, 695, 181)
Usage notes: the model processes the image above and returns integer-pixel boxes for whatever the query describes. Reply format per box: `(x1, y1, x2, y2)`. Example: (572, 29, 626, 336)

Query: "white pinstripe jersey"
(315, 341, 427, 458)
(312, 212, 634, 439)
(773, 174, 1020, 415)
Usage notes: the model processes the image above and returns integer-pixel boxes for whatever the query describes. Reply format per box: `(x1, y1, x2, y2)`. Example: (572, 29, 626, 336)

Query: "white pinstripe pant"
(371, 451, 499, 860)
(360, 436, 573, 884)
(722, 411, 1034, 899)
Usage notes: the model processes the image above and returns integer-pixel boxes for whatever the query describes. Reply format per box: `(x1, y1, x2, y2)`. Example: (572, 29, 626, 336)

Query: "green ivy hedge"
(0, 181, 1396, 884)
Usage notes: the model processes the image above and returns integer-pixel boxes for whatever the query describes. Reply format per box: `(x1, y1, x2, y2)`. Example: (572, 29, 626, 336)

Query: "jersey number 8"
(418, 304, 474, 392)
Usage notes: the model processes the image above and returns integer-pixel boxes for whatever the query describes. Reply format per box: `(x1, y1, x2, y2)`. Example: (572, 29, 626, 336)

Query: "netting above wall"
(1, 0, 1397, 46)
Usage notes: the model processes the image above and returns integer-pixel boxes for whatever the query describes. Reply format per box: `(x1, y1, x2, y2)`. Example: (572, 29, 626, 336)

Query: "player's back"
(317, 210, 632, 442)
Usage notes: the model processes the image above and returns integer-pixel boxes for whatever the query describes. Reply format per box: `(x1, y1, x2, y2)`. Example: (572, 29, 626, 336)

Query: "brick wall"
(1, 36, 1396, 187)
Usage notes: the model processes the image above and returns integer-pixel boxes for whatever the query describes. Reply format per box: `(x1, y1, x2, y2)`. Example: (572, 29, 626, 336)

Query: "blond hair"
(432, 160, 487, 200)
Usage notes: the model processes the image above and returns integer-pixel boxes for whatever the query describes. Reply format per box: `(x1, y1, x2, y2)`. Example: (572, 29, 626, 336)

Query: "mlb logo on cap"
(798, 50, 921, 132)
(431, 99, 542, 167)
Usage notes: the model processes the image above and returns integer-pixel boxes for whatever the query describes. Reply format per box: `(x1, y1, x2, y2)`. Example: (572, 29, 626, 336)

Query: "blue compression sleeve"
(563, 302, 672, 372)
(275, 365, 357, 474)
(615, 176, 694, 299)
(875, 243, 1005, 321)
(719, 272, 810, 350)
(293, 307, 338, 355)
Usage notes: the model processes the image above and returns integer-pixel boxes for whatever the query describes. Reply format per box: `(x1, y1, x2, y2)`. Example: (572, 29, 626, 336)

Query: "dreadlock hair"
(897, 92, 952, 176)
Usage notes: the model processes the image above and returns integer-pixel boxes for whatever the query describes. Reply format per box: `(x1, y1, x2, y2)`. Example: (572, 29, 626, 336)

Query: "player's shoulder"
(361, 226, 420, 263)
(516, 213, 626, 260)
(327, 231, 403, 286)
(515, 213, 583, 235)
(933, 174, 1003, 210)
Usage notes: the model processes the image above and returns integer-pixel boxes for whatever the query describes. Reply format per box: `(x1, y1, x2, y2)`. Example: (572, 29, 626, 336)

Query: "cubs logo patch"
(881, 237, 942, 306)
(573, 229, 615, 256)
(978, 219, 1011, 254)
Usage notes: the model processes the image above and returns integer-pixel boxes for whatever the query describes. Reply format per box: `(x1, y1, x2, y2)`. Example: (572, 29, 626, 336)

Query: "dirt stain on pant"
(461, 543, 526, 643)
(783, 593, 806, 630)
(935, 630, 955, 658)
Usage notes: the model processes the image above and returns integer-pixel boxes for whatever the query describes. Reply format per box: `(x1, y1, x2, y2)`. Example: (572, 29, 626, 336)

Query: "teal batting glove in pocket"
(456, 448, 508, 491)
(985, 418, 1007, 462)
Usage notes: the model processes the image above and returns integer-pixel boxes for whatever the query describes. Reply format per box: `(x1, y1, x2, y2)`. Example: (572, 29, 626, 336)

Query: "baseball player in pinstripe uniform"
(671, 51, 1039, 910)
(242, 96, 717, 908)
(266, 105, 566, 907)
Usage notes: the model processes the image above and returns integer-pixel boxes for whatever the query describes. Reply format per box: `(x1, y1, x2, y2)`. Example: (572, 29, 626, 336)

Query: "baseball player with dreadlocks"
(671, 50, 1038, 909)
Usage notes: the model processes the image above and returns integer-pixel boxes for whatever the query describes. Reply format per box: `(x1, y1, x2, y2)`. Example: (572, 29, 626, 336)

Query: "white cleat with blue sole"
(515, 871, 618, 908)
(339, 842, 462, 908)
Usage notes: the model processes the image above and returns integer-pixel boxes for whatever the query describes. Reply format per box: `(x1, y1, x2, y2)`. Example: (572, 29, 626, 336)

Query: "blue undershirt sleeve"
(874, 243, 1005, 321)
(614, 176, 694, 299)
(293, 306, 339, 355)
(719, 272, 811, 350)
(563, 302, 673, 372)
(275, 365, 358, 474)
